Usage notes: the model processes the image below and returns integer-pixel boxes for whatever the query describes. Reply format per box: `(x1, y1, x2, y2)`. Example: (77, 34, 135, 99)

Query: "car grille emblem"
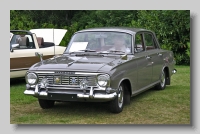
(55, 77, 60, 84)
(70, 77, 77, 84)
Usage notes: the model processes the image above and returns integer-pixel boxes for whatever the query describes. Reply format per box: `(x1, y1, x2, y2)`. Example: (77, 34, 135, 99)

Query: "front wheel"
(109, 83, 124, 113)
(38, 99, 55, 109)
(156, 69, 166, 90)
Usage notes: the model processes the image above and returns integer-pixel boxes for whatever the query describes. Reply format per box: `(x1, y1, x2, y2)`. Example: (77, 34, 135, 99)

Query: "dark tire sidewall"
(38, 99, 55, 109)
(157, 69, 166, 90)
(109, 83, 125, 113)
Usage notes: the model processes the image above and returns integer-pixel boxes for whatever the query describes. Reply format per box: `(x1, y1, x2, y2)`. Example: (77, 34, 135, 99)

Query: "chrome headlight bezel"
(25, 72, 38, 85)
(97, 74, 110, 87)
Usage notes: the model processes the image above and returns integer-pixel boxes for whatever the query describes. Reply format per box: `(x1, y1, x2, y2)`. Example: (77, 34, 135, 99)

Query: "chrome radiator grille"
(37, 73, 97, 86)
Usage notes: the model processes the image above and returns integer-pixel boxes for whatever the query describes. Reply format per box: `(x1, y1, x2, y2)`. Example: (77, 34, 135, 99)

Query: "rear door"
(143, 32, 164, 83)
(134, 32, 153, 90)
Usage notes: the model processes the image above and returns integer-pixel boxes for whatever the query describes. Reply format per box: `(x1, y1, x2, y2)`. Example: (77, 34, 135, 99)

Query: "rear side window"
(144, 33, 158, 50)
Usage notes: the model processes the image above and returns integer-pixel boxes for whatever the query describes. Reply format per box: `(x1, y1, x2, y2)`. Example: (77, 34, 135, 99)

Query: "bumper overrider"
(24, 71, 118, 102)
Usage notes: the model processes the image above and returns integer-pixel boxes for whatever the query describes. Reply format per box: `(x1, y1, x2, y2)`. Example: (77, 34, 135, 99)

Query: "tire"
(109, 83, 124, 113)
(38, 99, 55, 109)
(156, 69, 166, 90)
(124, 85, 130, 105)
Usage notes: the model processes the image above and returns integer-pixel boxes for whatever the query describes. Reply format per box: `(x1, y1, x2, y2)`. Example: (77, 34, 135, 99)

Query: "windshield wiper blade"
(108, 50, 125, 53)
(68, 49, 96, 55)
(78, 49, 96, 52)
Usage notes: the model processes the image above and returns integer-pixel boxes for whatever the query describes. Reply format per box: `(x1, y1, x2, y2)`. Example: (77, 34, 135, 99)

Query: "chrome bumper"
(172, 69, 177, 74)
(24, 84, 117, 100)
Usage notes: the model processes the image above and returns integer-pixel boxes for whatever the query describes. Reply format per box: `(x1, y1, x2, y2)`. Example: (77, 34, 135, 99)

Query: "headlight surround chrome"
(97, 74, 110, 87)
(25, 72, 38, 85)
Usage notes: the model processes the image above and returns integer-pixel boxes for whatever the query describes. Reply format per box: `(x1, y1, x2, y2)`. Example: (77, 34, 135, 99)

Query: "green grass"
(10, 65, 190, 124)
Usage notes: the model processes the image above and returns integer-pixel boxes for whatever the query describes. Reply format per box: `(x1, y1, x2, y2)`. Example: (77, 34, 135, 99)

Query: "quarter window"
(134, 33, 144, 53)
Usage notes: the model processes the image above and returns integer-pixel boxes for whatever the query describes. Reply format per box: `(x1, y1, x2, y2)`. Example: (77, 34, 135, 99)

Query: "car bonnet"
(30, 55, 120, 72)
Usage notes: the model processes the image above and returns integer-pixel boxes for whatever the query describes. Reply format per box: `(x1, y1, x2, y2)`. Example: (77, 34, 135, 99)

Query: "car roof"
(10, 30, 32, 34)
(75, 27, 153, 34)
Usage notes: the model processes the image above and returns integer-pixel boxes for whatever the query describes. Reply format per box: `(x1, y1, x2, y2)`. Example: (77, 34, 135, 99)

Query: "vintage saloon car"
(24, 27, 177, 113)
(10, 29, 67, 78)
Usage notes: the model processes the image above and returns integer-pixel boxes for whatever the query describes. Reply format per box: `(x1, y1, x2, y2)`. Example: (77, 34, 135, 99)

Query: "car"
(24, 27, 177, 113)
(10, 28, 67, 78)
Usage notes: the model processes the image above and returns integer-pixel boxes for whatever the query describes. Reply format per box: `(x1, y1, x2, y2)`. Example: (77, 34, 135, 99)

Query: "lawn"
(10, 65, 190, 124)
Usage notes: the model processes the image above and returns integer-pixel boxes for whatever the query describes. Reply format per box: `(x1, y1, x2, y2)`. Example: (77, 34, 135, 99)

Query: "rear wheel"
(38, 99, 55, 109)
(109, 83, 124, 113)
(156, 69, 166, 90)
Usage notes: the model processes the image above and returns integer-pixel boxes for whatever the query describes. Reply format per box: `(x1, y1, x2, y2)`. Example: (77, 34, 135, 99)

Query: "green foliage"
(10, 10, 190, 65)
(130, 10, 190, 65)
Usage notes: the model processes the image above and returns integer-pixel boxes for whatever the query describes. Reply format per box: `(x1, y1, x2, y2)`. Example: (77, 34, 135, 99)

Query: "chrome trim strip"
(75, 72, 100, 75)
(34, 71, 54, 74)
(46, 86, 105, 91)
(33, 72, 101, 75)
(10, 68, 29, 72)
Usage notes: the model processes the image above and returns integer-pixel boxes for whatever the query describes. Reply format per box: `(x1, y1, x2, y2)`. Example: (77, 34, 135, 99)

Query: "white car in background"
(10, 28, 67, 78)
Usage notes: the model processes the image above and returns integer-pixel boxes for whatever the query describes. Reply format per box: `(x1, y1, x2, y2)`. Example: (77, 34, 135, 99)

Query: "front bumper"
(24, 84, 117, 101)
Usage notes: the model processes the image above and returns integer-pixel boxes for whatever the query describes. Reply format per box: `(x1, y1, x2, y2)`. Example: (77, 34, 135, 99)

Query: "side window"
(134, 33, 144, 53)
(144, 33, 157, 50)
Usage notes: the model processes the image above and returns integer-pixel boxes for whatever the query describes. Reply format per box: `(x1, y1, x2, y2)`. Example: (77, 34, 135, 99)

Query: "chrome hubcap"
(118, 86, 123, 108)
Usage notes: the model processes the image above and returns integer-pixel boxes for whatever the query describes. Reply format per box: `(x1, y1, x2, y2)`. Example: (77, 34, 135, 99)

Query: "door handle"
(146, 56, 151, 60)
(158, 53, 163, 56)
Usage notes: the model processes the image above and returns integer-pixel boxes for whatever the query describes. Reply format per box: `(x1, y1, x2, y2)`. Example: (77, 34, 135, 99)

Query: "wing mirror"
(35, 52, 43, 63)
(120, 54, 128, 60)
(10, 44, 20, 52)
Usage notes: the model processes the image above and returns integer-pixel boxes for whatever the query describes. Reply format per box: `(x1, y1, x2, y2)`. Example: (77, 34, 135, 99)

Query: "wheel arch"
(118, 78, 132, 96)
(163, 66, 170, 85)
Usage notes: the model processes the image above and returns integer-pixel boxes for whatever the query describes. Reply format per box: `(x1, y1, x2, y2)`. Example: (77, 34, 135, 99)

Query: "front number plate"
(48, 93, 77, 101)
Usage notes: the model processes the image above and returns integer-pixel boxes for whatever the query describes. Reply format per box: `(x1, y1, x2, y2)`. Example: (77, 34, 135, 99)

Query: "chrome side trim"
(10, 68, 29, 72)
(34, 71, 54, 74)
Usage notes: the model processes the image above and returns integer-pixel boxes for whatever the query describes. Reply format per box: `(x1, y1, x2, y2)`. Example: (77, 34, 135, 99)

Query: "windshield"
(65, 32, 132, 53)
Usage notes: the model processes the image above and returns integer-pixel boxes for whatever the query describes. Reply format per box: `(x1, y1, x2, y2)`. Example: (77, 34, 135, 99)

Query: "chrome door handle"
(146, 56, 151, 59)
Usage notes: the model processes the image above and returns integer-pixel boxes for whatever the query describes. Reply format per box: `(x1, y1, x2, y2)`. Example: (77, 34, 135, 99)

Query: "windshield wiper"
(78, 49, 96, 52)
(107, 50, 125, 53)
(68, 49, 96, 55)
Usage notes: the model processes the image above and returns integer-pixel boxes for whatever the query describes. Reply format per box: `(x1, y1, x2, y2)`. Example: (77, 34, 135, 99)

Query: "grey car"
(24, 27, 177, 113)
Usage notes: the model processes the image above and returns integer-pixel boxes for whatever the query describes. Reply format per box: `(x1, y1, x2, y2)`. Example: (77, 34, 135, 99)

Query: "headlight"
(25, 72, 38, 85)
(97, 74, 110, 87)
